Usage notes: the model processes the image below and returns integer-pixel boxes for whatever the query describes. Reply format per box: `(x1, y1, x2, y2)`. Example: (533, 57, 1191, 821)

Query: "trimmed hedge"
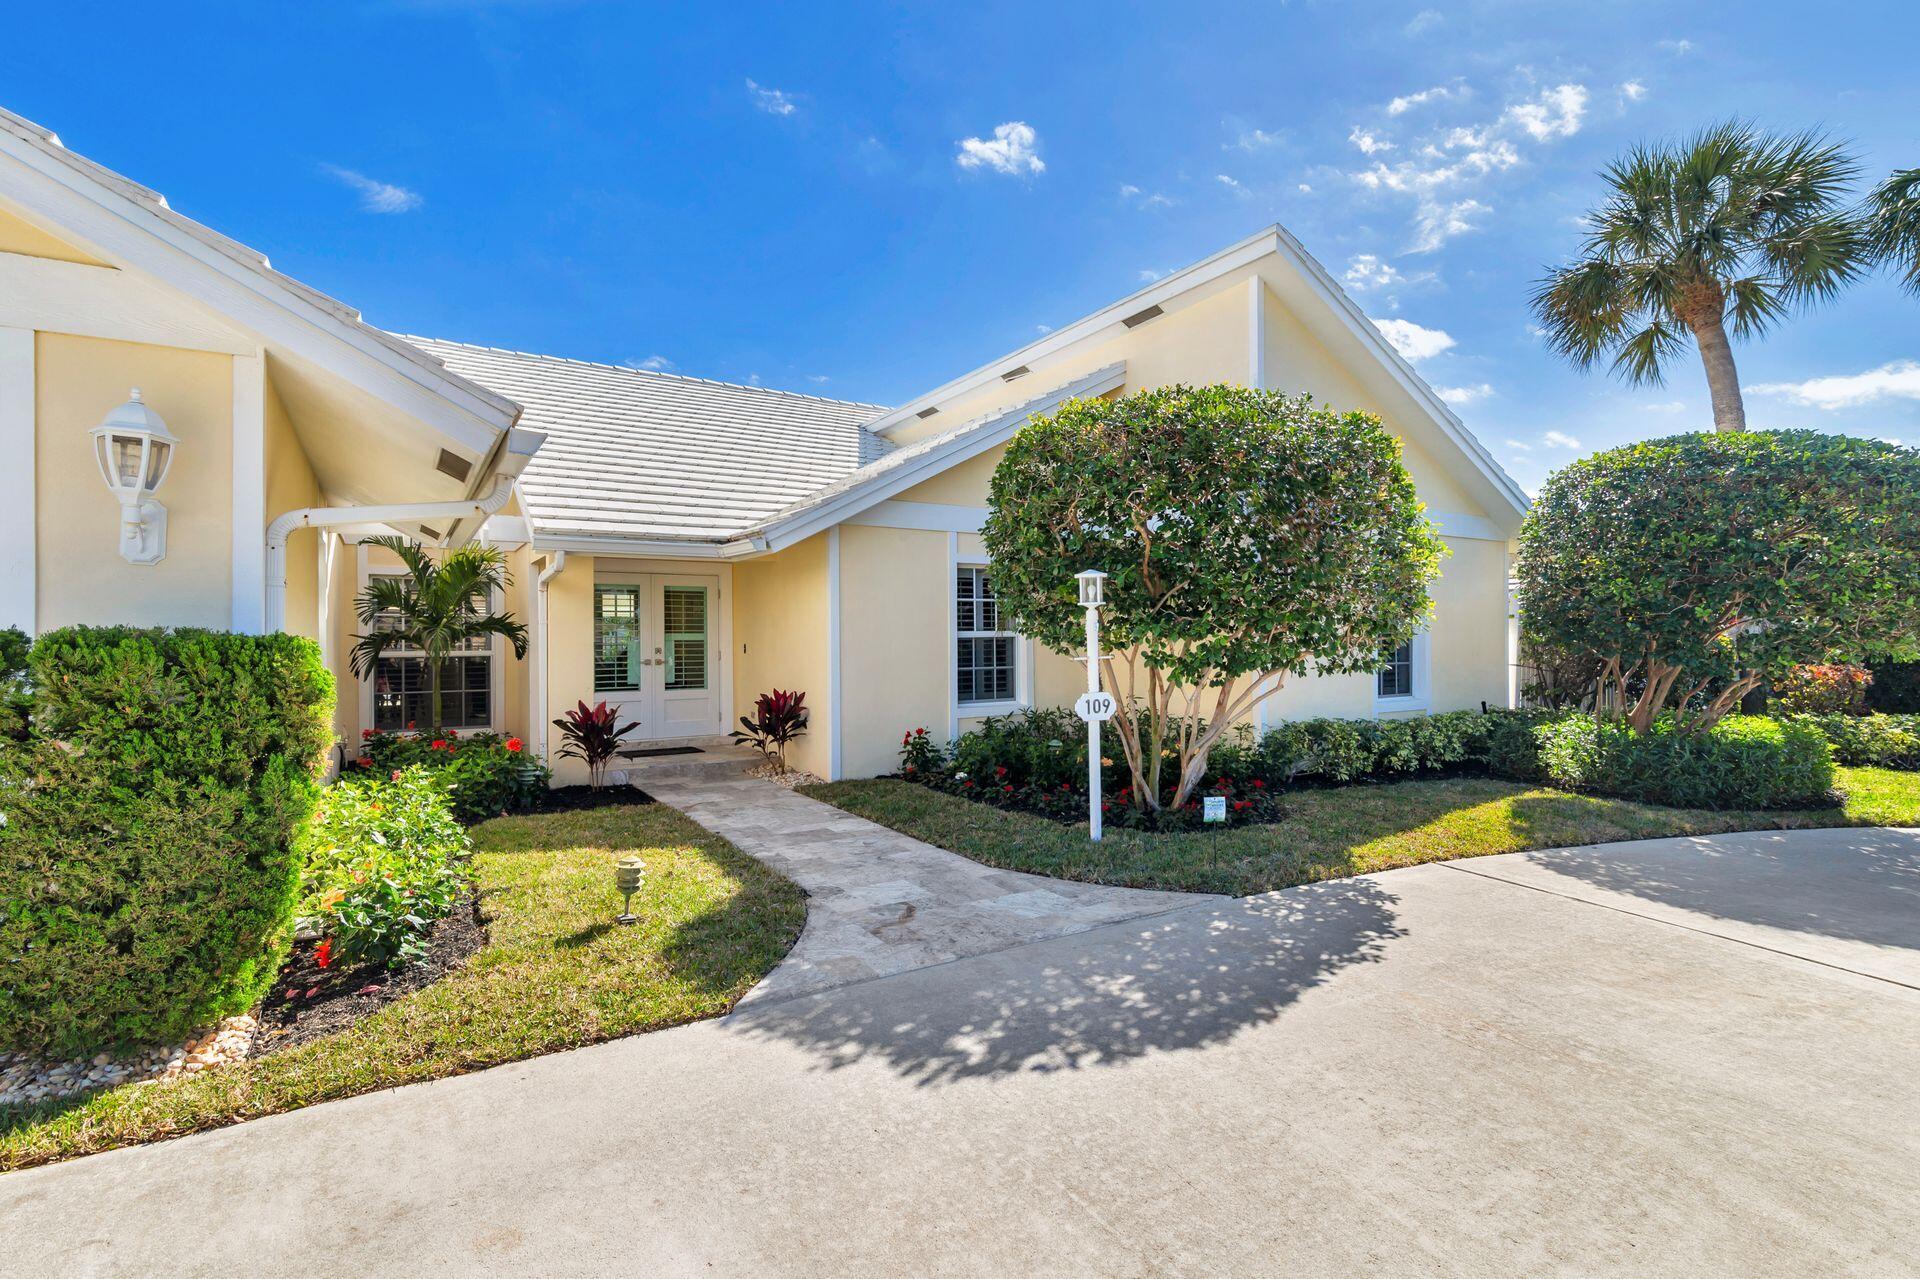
(1535, 714, 1834, 809)
(0, 627, 333, 1056)
(1789, 712, 1920, 770)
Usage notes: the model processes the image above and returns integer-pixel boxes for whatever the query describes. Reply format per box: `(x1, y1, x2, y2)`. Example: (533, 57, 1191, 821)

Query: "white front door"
(592, 573, 722, 740)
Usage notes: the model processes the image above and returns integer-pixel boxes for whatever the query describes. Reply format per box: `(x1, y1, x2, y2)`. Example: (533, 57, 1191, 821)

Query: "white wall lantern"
(90, 388, 178, 565)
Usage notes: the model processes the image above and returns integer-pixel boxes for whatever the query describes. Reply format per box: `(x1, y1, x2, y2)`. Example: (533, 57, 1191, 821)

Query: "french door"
(593, 573, 722, 740)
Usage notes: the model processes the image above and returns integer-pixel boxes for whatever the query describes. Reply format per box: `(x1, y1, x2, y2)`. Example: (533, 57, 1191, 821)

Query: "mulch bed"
(254, 892, 488, 1056)
(532, 784, 657, 814)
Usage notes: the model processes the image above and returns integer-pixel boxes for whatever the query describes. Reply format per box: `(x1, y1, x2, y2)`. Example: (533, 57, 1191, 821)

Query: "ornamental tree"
(983, 384, 1445, 813)
(1515, 430, 1920, 735)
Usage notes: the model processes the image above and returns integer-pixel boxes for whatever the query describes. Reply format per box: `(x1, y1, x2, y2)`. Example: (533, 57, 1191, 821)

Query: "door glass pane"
(595, 586, 643, 692)
(662, 586, 708, 691)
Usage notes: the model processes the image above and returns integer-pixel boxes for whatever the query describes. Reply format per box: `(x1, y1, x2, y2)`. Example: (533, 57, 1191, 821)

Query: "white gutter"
(262, 427, 543, 632)
(532, 550, 568, 764)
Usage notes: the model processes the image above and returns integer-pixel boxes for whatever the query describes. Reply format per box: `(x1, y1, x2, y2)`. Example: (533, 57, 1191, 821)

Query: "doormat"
(620, 746, 706, 759)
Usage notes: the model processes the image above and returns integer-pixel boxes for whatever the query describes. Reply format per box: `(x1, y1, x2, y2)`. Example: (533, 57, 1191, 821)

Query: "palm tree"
(349, 536, 528, 731)
(1532, 122, 1870, 432)
(1869, 168, 1920, 294)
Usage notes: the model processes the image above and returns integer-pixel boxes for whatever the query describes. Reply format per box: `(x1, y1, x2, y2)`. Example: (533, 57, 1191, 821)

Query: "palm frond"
(1869, 168, 1920, 294)
(1529, 259, 1634, 369)
(1724, 275, 1788, 340)
(1609, 319, 1689, 387)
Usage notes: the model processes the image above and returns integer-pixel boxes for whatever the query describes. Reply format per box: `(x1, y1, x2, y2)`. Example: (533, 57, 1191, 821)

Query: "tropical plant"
(1869, 168, 1920, 294)
(984, 383, 1444, 812)
(730, 688, 809, 772)
(1515, 430, 1920, 735)
(1772, 664, 1873, 716)
(348, 536, 528, 731)
(1532, 122, 1871, 432)
(553, 699, 641, 789)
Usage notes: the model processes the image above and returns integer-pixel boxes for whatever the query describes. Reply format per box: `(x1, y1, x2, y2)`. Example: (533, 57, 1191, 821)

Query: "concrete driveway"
(4, 827, 1918, 1277)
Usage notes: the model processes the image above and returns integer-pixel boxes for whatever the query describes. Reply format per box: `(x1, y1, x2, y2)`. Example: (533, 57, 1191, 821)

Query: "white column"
(826, 525, 843, 780)
(0, 328, 33, 634)
(1247, 276, 1266, 391)
(231, 351, 267, 633)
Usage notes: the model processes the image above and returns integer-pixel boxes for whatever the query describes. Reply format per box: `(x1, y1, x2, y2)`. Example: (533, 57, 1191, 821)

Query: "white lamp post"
(90, 388, 178, 565)
(1073, 569, 1113, 842)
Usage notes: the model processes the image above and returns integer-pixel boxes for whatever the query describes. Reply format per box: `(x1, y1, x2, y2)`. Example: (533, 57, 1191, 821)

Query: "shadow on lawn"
(1506, 817, 1920, 951)
(728, 875, 1406, 1085)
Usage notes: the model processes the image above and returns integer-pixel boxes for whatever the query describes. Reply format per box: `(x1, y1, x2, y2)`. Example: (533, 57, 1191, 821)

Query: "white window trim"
(1372, 629, 1432, 716)
(354, 542, 506, 735)
(952, 555, 1031, 721)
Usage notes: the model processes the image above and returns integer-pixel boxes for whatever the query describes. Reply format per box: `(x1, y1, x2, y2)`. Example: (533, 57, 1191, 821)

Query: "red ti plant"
(553, 700, 643, 789)
(731, 689, 809, 773)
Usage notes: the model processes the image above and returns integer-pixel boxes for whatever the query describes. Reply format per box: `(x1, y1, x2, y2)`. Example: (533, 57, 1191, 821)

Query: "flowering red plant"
(505, 736, 524, 753)
(553, 699, 642, 789)
(314, 939, 334, 969)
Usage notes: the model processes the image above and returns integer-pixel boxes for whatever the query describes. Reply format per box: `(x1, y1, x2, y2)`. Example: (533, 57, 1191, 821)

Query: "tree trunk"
(429, 658, 444, 732)
(1687, 299, 1747, 433)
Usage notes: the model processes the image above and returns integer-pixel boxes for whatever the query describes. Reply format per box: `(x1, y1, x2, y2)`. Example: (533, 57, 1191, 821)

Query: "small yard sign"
(1074, 691, 1117, 723)
(1202, 795, 1227, 824)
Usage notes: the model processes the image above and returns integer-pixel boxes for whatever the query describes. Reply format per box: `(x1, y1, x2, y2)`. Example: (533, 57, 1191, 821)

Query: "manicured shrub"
(1479, 709, 1552, 782)
(353, 728, 549, 823)
(1772, 664, 1873, 716)
(1535, 714, 1834, 809)
(0, 627, 333, 1056)
(1788, 712, 1920, 769)
(553, 700, 642, 790)
(731, 688, 811, 772)
(299, 767, 471, 968)
(1865, 661, 1920, 714)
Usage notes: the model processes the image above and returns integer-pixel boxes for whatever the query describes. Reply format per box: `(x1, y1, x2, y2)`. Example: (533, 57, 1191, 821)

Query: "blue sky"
(7, 1, 1917, 489)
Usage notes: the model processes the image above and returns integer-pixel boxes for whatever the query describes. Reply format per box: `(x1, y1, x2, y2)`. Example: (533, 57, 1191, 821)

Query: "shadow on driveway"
(1504, 821, 1920, 951)
(727, 875, 1406, 1085)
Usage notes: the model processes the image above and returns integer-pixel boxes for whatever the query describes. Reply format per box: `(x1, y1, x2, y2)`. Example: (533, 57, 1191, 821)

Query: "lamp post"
(1074, 570, 1111, 842)
(90, 388, 178, 565)
(615, 855, 645, 924)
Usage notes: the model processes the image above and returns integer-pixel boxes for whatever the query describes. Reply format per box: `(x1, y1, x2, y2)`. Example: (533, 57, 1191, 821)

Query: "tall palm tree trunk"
(429, 658, 444, 732)
(1685, 294, 1747, 433)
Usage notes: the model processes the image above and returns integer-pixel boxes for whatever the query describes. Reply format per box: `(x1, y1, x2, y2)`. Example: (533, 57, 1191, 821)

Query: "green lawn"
(801, 767, 1920, 898)
(0, 803, 805, 1172)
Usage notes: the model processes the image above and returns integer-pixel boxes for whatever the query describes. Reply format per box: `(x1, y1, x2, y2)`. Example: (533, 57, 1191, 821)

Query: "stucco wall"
(34, 332, 234, 630)
(265, 373, 321, 641)
(732, 535, 831, 778)
(837, 523, 950, 778)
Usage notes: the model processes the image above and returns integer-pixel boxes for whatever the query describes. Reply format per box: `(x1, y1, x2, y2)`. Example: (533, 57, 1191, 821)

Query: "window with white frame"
(1377, 641, 1415, 700)
(368, 577, 496, 731)
(955, 564, 1017, 706)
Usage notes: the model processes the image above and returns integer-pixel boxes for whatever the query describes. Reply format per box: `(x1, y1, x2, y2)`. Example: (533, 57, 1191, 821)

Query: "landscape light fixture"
(615, 855, 645, 925)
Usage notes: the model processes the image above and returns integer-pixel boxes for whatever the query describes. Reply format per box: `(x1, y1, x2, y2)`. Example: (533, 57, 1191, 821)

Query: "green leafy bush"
(1536, 714, 1834, 809)
(1788, 713, 1920, 769)
(1772, 664, 1873, 716)
(353, 728, 548, 823)
(299, 767, 471, 968)
(0, 627, 332, 1056)
(1865, 661, 1920, 714)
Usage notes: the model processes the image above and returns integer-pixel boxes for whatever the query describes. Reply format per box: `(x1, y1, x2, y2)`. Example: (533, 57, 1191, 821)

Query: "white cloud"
(1404, 9, 1442, 35)
(1658, 37, 1694, 54)
(1387, 85, 1458, 116)
(956, 121, 1044, 176)
(1297, 182, 1313, 194)
(1411, 197, 1491, 251)
(1036, 324, 1053, 334)
(1138, 268, 1168, 283)
(1350, 127, 1395, 155)
(1644, 400, 1685, 412)
(1231, 126, 1283, 151)
(1344, 254, 1404, 290)
(624, 354, 675, 373)
(1544, 430, 1584, 449)
(1371, 317, 1456, 362)
(322, 165, 422, 214)
(1503, 84, 1588, 141)
(1751, 360, 1920, 410)
(806, 374, 830, 384)
(1436, 383, 1494, 405)
(1504, 438, 1533, 452)
(1119, 182, 1173, 209)
(745, 79, 797, 116)
(1216, 174, 1247, 196)
(1619, 79, 1647, 103)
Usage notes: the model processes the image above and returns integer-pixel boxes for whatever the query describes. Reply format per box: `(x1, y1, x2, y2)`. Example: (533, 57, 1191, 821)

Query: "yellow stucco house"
(0, 107, 1528, 784)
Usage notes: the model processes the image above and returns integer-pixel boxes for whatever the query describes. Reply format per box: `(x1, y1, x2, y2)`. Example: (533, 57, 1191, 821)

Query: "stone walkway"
(639, 759, 1213, 1005)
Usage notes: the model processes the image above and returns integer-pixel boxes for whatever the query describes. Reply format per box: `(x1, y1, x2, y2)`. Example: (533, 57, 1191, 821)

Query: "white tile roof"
(404, 338, 891, 542)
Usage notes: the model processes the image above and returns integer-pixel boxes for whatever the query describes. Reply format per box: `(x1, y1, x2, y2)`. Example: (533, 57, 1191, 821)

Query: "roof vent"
(436, 449, 473, 482)
(915, 406, 940, 419)
(1122, 304, 1164, 329)
(1001, 365, 1031, 382)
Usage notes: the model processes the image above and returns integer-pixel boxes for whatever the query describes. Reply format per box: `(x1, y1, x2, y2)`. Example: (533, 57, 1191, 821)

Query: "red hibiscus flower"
(505, 736, 524, 753)
(430, 739, 449, 751)
(314, 939, 334, 969)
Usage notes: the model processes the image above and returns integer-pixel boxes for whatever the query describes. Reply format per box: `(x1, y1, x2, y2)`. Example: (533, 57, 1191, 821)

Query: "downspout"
(533, 550, 568, 765)
(262, 427, 543, 633)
